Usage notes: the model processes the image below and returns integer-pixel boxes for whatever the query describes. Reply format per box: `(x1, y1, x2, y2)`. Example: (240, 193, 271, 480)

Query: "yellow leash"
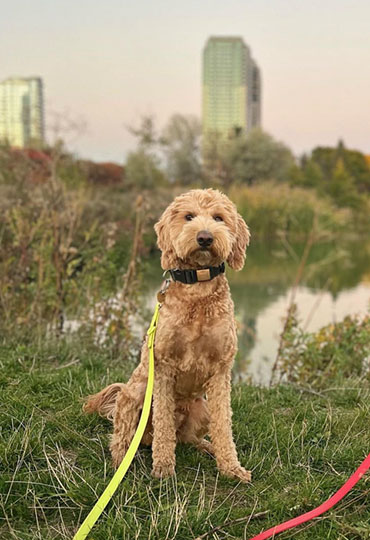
(73, 302, 160, 540)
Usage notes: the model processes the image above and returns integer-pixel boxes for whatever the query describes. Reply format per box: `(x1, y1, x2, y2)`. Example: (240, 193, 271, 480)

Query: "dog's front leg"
(207, 369, 251, 483)
(151, 365, 176, 478)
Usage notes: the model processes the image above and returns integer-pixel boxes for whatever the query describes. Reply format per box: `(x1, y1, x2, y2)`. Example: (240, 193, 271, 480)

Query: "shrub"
(276, 307, 370, 388)
(228, 182, 352, 240)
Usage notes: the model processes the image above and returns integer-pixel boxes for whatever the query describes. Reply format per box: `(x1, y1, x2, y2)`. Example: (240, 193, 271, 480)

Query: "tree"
(125, 149, 165, 189)
(328, 159, 361, 208)
(160, 114, 202, 185)
(206, 128, 295, 187)
(127, 115, 159, 151)
(201, 130, 226, 185)
(311, 140, 370, 194)
(125, 116, 166, 188)
(302, 160, 324, 189)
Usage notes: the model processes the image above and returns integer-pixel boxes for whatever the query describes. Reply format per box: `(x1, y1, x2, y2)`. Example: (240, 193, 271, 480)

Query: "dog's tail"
(83, 383, 124, 421)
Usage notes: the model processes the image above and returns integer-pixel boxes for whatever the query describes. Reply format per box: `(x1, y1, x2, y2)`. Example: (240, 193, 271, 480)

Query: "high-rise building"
(249, 59, 262, 128)
(202, 37, 261, 138)
(0, 77, 44, 148)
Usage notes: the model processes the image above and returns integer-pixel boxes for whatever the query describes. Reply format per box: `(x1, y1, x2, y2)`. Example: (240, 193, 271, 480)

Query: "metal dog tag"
(196, 269, 211, 281)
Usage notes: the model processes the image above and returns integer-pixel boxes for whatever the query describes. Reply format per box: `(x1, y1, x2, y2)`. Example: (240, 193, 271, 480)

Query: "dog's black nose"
(197, 230, 213, 247)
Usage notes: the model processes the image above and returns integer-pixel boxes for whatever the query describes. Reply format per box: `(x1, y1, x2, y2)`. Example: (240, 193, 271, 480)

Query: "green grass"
(0, 339, 369, 540)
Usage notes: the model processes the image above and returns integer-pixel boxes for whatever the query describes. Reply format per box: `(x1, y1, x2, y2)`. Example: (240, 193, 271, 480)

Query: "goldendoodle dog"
(85, 188, 251, 482)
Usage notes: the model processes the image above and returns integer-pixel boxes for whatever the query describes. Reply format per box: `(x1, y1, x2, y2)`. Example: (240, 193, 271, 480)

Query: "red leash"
(249, 453, 370, 540)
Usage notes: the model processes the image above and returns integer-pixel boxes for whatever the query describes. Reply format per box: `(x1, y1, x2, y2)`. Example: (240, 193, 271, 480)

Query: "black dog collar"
(168, 262, 225, 284)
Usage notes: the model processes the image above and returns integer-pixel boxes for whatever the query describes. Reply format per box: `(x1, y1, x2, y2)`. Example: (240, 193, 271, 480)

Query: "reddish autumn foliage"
(79, 160, 125, 185)
(3, 146, 125, 186)
(5, 147, 51, 184)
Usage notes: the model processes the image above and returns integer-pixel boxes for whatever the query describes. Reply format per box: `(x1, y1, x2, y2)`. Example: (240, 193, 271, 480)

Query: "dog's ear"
(227, 213, 250, 271)
(154, 211, 177, 270)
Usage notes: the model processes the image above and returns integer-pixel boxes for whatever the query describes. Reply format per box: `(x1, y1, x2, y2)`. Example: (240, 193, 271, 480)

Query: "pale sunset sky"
(1, 0, 369, 162)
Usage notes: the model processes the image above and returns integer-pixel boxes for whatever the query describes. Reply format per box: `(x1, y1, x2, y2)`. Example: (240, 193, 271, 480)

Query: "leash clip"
(157, 278, 171, 304)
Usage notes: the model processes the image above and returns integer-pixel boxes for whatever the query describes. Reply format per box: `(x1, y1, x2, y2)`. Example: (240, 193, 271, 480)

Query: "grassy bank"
(1, 335, 369, 540)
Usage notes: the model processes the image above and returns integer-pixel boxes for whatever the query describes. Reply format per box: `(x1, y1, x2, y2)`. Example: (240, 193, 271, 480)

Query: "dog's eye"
(213, 216, 223, 222)
(185, 214, 194, 221)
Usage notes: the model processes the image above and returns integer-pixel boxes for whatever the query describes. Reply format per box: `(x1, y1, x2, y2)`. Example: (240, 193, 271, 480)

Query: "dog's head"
(154, 189, 250, 271)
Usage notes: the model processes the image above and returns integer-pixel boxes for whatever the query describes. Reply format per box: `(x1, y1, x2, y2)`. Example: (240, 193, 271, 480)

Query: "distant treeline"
(292, 141, 370, 208)
(122, 115, 370, 211)
(2, 116, 370, 210)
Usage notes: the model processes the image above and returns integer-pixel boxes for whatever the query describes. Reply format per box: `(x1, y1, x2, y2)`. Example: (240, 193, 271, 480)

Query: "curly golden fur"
(84, 188, 252, 482)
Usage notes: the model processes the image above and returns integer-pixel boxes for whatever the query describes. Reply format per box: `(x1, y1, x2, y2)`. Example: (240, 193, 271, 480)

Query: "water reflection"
(142, 236, 370, 384)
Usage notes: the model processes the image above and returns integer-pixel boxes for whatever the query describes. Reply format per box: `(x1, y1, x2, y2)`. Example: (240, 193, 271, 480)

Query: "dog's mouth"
(189, 246, 217, 266)
(195, 245, 214, 256)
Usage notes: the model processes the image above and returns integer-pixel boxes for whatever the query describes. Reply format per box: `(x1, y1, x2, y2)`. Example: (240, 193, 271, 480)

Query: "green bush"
(277, 308, 370, 388)
(0, 147, 144, 348)
(228, 182, 352, 240)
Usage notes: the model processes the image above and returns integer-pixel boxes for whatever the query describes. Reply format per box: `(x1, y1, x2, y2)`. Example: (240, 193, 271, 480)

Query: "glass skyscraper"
(202, 37, 261, 138)
(0, 77, 44, 148)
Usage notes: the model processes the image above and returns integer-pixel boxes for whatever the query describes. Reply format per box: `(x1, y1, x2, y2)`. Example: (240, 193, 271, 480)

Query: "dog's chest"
(171, 318, 236, 397)
(157, 299, 236, 372)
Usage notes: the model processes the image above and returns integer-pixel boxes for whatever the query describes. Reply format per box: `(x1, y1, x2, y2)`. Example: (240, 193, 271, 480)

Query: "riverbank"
(1, 321, 369, 539)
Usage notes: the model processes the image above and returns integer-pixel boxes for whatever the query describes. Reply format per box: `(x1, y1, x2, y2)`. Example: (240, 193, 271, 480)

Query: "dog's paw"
(151, 461, 175, 479)
(221, 465, 252, 483)
(110, 442, 129, 469)
(196, 439, 215, 457)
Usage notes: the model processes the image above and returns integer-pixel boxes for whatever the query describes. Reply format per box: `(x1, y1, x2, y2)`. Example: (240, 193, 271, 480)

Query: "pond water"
(142, 236, 370, 384)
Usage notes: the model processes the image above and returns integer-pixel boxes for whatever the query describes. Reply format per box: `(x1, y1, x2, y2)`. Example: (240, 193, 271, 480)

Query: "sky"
(1, 0, 370, 163)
